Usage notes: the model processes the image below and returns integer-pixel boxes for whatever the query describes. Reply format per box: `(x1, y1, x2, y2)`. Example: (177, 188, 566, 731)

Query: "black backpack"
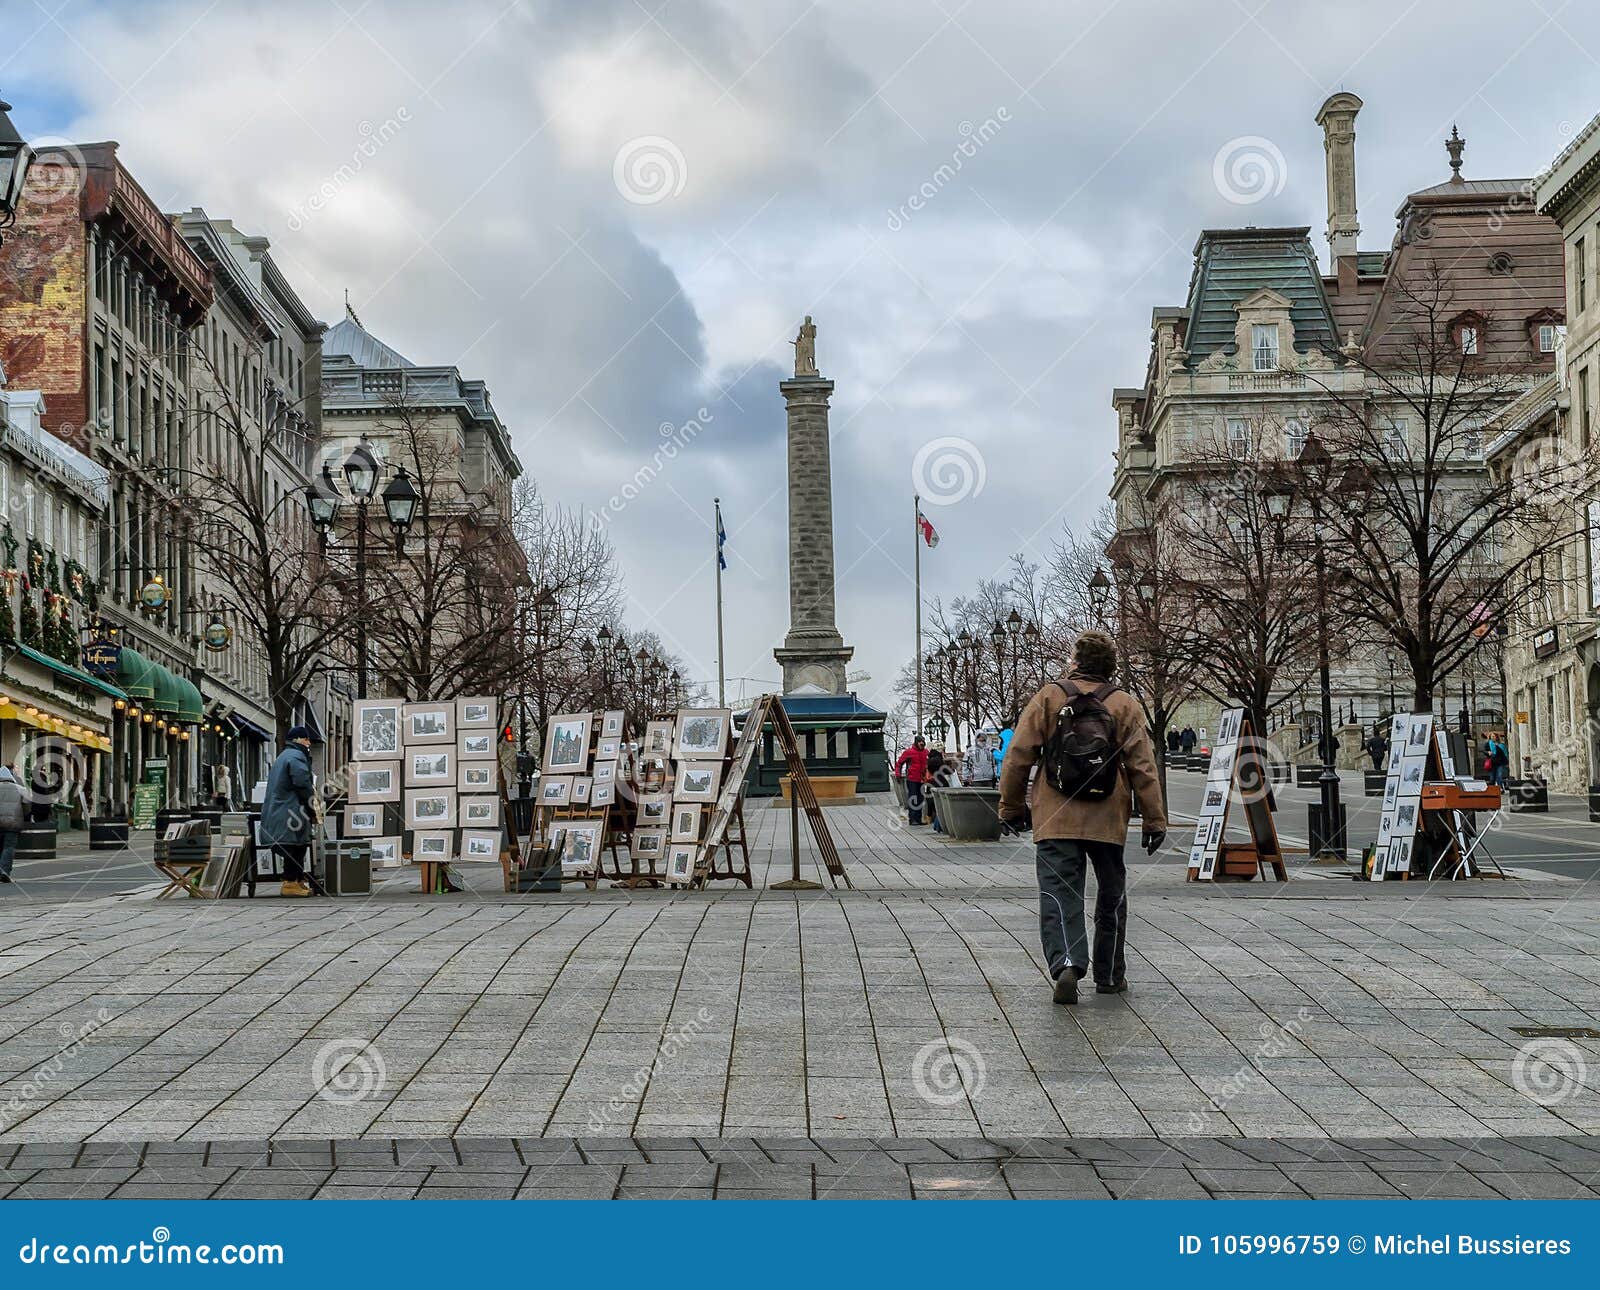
(1041, 680, 1122, 801)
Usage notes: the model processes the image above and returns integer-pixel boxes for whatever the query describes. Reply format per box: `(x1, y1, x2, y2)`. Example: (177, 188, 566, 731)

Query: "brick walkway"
(1, 800, 1597, 1196)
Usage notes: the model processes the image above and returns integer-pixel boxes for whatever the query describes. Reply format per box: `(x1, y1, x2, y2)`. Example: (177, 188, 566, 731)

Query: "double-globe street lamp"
(306, 435, 419, 699)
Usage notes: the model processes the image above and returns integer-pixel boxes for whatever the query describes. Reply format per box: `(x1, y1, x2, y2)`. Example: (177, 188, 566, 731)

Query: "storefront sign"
(130, 783, 162, 830)
(1533, 626, 1560, 659)
(81, 639, 121, 677)
(139, 577, 170, 612)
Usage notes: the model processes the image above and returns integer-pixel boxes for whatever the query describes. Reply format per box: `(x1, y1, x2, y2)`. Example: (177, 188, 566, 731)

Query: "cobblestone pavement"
(2, 1135, 1598, 1199)
(1, 801, 1598, 1197)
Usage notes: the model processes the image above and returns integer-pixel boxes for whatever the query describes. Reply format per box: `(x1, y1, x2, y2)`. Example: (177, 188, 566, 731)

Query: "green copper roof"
(1182, 227, 1338, 361)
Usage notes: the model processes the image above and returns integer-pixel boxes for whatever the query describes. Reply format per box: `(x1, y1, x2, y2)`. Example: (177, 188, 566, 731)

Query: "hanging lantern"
(138, 575, 169, 613)
(202, 613, 232, 652)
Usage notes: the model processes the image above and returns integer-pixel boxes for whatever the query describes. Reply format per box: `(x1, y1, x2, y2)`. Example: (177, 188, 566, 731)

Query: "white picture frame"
(458, 760, 495, 792)
(412, 829, 454, 863)
(458, 829, 501, 863)
(350, 761, 401, 804)
(665, 843, 697, 884)
(353, 700, 402, 760)
(673, 761, 722, 803)
(559, 819, 604, 873)
(601, 709, 625, 738)
(405, 748, 452, 787)
(405, 788, 456, 830)
(370, 836, 402, 868)
(456, 697, 498, 729)
(593, 760, 616, 785)
(460, 795, 501, 829)
(538, 775, 572, 806)
(596, 736, 622, 759)
(631, 827, 667, 862)
(643, 720, 674, 757)
(637, 792, 671, 825)
(570, 777, 593, 804)
(673, 708, 731, 761)
(544, 713, 593, 773)
(590, 782, 615, 807)
(670, 803, 703, 841)
(404, 702, 454, 746)
(344, 806, 382, 837)
(458, 730, 496, 761)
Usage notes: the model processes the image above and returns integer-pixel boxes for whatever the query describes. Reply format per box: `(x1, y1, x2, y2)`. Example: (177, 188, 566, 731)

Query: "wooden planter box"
(782, 775, 857, 801)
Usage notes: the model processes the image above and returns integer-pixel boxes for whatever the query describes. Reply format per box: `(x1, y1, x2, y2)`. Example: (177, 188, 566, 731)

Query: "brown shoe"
(1052, 966, 1084, 1005)
(280, 881, 311, 898)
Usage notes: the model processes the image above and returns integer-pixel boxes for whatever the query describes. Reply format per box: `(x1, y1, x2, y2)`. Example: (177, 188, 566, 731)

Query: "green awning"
(150, 665, 181, 714)
(14, 643, 128, 702)
(117, 647, 157, 700)
(175, 675, 203, 723)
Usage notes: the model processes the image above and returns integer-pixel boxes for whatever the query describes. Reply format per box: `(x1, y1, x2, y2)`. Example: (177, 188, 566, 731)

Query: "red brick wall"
(0, 163, 89, 448)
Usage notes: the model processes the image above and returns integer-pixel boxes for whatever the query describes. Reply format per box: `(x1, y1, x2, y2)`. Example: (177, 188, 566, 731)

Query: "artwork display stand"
(526, 711, 627, 890)
(739, 694, 849, 890)
(1372, 715, 1505, 880)
(1185, 708, 1287, 883)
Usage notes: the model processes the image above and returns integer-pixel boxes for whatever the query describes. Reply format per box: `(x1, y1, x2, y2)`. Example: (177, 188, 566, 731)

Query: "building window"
(1460, 324, 1479, 355)
(1539, 323, 1559, 353)
(1383, 418, 1409, 458)
(1581, 367, 1592, 451)
(1251, 324, 1279, 371)
(1461, 422, 1483, 459)
(1284, 418, 1307, 458)
(1227, 418, 1251, 458)
(1579, 237, 1589, 314)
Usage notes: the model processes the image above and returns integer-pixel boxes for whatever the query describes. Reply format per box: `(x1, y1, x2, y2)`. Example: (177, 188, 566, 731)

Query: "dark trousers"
(274, 843, 309, 883)
(905, 780, 924, 826)
(1035, 838, 1128, 984)
(0, 829, 15, 878)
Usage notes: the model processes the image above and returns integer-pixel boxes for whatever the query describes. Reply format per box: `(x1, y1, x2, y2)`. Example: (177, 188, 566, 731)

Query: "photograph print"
(404, 702, 455, 746)
(601, 709, 625, 738)
(643, 719, 674, 757)
(412, 830, 454, 863)
(631, 827, 667, 861)
(458, 730, 496, 761)
(459, 761, 495, 791)
(673, 708, 731, 761)
(350, 761, 401, 804)
(570, 777, 593, 804)
(671, 804, 702, 840)
(456, 697, 498, 729)
(674, 761, 722, 802)
(560, 821, 604, 874)
(538, 775, 572, 806)
(461, 795, 501, 829)
(544, 713, 593, 773)
(406, 749, 451, 787)
(344, 807, 382, 837)
(353, 700, 402, 760)
(405, 789, 457, 831)
(590, 783, 615, 807)
(637, 792, 671, 824)
(458, 830, 501, 863)
(369, 836, 402, 868)
(666, 844, 697, 884)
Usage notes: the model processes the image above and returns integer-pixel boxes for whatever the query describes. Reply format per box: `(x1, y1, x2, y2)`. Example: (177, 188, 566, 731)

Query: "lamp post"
(1386, 652, 1397, 718)
(1023, 619, 1041, 691)
(306, 436, 415, 699)
(960, 628, 980, 734)
(1088, 567, 1111, 628)
(597, 625, 613, 706)
(1005, 609, 1023, 720)
(0, 98, 35, 247)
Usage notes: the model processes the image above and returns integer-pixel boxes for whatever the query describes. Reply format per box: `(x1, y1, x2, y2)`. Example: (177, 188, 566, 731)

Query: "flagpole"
(914, 493, 923, 739)
(714, 498, 726, 708)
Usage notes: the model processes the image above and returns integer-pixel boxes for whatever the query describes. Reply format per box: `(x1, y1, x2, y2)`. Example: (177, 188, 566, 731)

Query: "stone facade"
(775, 375, 852, 695)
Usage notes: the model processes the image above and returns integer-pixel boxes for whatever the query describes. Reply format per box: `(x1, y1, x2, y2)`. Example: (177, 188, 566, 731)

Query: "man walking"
(999, 630, 1167, 1004)
(0, 764, 23, 885)
(894, 735, 929, 827)
(260, 727, 318, 897)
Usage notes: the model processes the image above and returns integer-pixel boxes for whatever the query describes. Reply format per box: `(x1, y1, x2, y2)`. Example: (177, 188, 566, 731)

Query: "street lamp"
(1023, 619, 1042, 691)
(0, 98, 35, 245)
(380, 466, 418, 551)
(1005, 610, 1022, 719)
(1087, 567, 1111, 624)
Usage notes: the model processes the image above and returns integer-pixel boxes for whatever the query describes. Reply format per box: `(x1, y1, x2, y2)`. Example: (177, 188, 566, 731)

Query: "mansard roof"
(322, 315, 414, 370)
(1181, 227, 1337, 360)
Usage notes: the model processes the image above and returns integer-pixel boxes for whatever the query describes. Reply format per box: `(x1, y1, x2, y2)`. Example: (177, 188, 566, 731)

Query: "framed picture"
(350, 761, 401, 804)
(459, 829, 502, 863)
(538, 775, 572, 806)
(637, 792, 671, 825)
(570, 777, 593, 804)
(597, 736, 622, 759)
(353, 700, 402, 760)
(405, 789, 456, 830)
(631, 827, 667, 861)
(457, 697, 498, 729)
(590, 782, 615, 807)
(670, 803, 703, 841)
(544, 713, 593, 773)
(643, 719, 674, 757)
(344, 806, 382, 837)
(559, 819, 605, 873)
(405, 748, 452, 787)
(665, 844, 697, 884)
(458, 730, 496, 761)
(412, 829, 454, 863)
(404, 702, 454, 746)
(673, 708, 731, 761)
(601, 709, 625, 738)
(458, 760, 495, 792)
(674, 761, 722, 802)
(460, 795, 501, 829)
(593, 760, 616, 785)
(370, 836, 402, 868)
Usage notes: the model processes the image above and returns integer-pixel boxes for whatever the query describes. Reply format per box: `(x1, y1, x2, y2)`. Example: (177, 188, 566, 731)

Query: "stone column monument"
(775, 316, 853, 695)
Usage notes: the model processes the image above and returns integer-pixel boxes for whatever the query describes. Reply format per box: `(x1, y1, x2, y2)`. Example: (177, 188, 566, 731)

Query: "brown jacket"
(998, 671, 1168, 845)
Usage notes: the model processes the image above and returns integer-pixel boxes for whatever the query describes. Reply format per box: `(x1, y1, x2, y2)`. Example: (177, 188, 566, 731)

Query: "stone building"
(1110, 95, 1562, 756)
(0, 141, 211, 808)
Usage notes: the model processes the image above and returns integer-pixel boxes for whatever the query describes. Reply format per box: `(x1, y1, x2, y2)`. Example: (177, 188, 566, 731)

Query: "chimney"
(1316, 92, 1363, 290)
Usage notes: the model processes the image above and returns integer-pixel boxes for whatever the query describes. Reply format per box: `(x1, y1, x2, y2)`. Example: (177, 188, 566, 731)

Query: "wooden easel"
(737, 694, 849, 890)
(1186, 709, 1287, 883)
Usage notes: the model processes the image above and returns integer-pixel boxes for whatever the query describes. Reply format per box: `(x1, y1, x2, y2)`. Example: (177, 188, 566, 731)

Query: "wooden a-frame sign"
(735, 693, 850, 890)
(1185, 707, 1287, 883)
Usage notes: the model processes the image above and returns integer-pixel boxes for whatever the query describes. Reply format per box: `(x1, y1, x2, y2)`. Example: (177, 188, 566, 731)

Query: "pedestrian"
(995, 723, 1015, 779)
(963, 735, 996, 787)
(999, 630, 1167, 1005)
(1166, 728, 1181, 756)
(1364, 729, 1388, 772)
(260, 727, 318, 898)
(924, 742, 946, 828)
(211, 763, 233, 812)
(1179, 725, 1196, 754)
(0, 764, 22, 886)
(894, 736, 929, 827)
(1483, 732, 1510, 786)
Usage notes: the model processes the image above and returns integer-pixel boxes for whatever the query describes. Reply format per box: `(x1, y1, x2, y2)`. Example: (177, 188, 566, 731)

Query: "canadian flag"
(917, 510, 939, 549)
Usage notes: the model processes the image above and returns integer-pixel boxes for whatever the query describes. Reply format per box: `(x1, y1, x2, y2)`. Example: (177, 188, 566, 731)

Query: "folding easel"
(738, 694, 849, 890)
(1185, 709, 1287, 883)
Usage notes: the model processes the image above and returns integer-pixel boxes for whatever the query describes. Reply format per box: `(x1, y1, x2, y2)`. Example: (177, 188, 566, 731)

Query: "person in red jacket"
(895, 736, 930, 827)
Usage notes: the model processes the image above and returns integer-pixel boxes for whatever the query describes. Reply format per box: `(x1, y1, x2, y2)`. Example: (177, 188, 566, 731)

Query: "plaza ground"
(0, 774, 1597, 1198)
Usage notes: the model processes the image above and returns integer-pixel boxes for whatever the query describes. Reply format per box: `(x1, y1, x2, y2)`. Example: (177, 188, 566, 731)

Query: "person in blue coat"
(259, 727, 317, 897)
(994, 724, 1015, 778)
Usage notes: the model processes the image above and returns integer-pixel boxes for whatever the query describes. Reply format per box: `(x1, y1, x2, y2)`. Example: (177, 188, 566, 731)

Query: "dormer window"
(1460, 325, 1479, 355)
(1251, 324, 1279, 371)
(1539, 324, 1558, 353)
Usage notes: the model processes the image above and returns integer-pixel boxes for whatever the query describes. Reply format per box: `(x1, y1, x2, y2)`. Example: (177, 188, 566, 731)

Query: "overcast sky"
(4, 0, 1597, 717)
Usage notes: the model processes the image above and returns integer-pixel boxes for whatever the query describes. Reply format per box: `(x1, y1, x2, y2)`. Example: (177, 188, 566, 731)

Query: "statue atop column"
(791, 315, 819, 378)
